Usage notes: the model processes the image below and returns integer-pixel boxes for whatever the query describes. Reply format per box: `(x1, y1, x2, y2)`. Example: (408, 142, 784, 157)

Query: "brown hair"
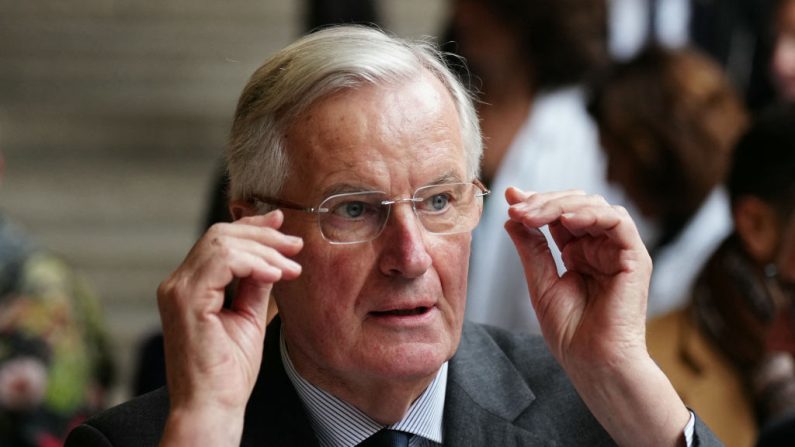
(589, 46, 747, 244)
(452, 0, 608, 90)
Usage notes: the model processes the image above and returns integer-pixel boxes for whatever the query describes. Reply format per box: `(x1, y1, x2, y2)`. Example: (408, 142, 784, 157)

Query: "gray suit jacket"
(66, 319, 722, 446)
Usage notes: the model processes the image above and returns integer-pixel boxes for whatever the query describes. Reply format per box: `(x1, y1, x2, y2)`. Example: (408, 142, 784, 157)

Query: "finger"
(546, 219, 576, 252)
(214, 236, 302, 277)
(505, 187, 587, 207)
(229, 276, 274, 331)
(507, 190, 590, 250)
(235, 238, 303, 281)
(508, 191, 592, 228)
(235, 209, 285, 228)
(560, 238, 623, 276)
(508, 192, 604, 229)
(557, 207, 651, 278)
(160, 246, 291, 339)
(508, 193, 640, 249)
(557, 204, 642, 249)
(505, 186, 535, 205)
(206, 222, 304, 257)
(171, 233, 300, 307)
(504, 220, 560, 301)
(189, 241, 294, 296)
(166, 215, 304, 315)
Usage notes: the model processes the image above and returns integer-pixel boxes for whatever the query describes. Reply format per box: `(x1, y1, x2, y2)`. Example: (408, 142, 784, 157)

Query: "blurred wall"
(0, 0, 446, 403)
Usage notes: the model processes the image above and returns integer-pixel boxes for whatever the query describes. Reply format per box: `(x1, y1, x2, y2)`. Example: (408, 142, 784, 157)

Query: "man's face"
(273, 72, 471, 387)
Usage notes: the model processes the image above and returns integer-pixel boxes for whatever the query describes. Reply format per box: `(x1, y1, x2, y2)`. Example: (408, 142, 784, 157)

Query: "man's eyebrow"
(319, 172, 464, 198)
(425, 172, 464, 186)
(321, 182, 382, 197)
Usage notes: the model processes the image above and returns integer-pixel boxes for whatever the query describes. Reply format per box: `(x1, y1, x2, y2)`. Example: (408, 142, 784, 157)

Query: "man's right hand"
(157, 210, 303, 446)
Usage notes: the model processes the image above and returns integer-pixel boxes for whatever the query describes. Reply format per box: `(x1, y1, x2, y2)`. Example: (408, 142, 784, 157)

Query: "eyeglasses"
(251, 180, 490, 244)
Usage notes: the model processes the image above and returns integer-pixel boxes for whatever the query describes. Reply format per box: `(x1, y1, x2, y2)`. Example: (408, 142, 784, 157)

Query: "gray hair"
(226, 25, 482, 202)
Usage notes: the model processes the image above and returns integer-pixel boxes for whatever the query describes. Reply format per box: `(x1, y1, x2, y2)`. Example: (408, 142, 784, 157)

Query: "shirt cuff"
(683, 410, 695, 446)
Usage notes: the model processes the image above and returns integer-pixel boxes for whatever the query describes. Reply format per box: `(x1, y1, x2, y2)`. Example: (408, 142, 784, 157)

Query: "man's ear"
(734, 196, 780, 263)
(229, 200, 258, 221)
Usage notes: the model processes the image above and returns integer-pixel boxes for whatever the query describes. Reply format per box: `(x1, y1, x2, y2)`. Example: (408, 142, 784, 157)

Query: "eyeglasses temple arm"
(473, 179, 491, 197)
(250, 195, 316, 213)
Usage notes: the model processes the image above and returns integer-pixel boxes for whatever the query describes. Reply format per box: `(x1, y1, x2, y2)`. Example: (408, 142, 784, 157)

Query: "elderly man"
(67, 26, 718, 446)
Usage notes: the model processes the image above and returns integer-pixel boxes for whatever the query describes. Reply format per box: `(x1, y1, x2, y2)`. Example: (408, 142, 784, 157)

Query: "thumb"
(504, 220, 559, 301)
(230, 277, 273, 332)
(505, 186, 534, 205)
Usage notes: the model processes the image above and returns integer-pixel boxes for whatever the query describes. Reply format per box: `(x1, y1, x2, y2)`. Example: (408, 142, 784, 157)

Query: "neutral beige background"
(0, 0, 447, 403)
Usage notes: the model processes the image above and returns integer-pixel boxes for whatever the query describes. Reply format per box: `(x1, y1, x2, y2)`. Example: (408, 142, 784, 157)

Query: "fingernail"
(287, 259, 302, 272)
(264, 208, 283, 219)
(286, 235, 303, 245)
(514, 188, 536, 198)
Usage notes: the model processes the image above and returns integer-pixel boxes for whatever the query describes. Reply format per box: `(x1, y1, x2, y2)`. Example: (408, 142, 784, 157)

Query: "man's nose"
(377, 202, 432, 278)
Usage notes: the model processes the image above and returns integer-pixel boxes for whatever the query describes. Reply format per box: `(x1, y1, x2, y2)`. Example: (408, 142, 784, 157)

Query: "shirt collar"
(280, 331, 446, 447)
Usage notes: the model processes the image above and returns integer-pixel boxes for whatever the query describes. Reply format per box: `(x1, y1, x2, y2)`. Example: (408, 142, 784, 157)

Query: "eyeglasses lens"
(317, 183, 482, 244)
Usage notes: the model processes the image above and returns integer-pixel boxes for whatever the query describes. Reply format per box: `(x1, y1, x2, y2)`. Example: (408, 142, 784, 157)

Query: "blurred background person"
(772, 0, 795, 102)
(608, 0, 777, 109)
(0, 149, 115, 446)
(444, 0, 636, 334)
(646, 105, 795, 447)
(588, 46, 747, 318)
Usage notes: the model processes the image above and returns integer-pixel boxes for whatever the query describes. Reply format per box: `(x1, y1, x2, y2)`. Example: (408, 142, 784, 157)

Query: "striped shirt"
(280, 332, 697, 446)
(280, 334, 445, 447)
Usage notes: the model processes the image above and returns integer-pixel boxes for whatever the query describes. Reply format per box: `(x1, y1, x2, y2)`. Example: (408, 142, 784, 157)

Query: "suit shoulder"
(467, 323, 562, 374)
(66, 388, 169, 447)
(459, 322, 582, 404)
(454, 322, 615, 445)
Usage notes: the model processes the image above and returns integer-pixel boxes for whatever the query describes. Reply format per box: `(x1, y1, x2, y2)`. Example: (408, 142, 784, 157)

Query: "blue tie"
(357, 429, 411, 447)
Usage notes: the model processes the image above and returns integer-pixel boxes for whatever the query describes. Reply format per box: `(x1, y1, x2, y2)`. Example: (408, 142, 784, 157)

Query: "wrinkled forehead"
(283, 74, 468, 195)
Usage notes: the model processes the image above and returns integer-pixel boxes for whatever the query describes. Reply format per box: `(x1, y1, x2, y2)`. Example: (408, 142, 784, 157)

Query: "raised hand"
(157, 210, 302, 445)
(504, 187, 690, 447)
(503, 188, 651, 369)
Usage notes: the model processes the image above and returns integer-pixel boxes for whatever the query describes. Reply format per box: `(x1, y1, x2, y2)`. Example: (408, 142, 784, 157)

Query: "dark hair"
(447, 0, 608, 91)
(305, 0, 380, 31)
(588, 46, 747, 244)
(728, 103, 795, 218)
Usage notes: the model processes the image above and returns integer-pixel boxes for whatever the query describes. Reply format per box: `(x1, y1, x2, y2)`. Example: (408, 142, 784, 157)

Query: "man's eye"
(424, 193, 451, 211)
(332, 201, 369, 218)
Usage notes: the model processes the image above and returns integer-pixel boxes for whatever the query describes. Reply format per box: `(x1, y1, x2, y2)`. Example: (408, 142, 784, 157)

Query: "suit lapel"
(444, 323, 552, 446)
(237, 319, 560, 446)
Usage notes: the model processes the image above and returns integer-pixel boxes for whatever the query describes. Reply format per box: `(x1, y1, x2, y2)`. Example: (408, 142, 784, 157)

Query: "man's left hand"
(504, 188, 650, 368)
(504, 187, 689, 447)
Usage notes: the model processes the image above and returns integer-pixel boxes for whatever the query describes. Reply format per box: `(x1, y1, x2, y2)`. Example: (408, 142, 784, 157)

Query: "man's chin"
(360, 340, 455, 381)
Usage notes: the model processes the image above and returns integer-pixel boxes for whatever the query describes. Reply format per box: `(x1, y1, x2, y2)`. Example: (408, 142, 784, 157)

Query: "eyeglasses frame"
(249, 179, 491, 244)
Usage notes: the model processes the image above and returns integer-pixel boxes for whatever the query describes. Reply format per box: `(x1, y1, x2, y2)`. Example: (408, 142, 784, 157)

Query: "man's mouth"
(370, 306, 432, 317)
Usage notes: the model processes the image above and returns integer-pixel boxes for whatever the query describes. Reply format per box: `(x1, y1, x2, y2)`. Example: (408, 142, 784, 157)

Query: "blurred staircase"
(0, 0, 445, 403)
